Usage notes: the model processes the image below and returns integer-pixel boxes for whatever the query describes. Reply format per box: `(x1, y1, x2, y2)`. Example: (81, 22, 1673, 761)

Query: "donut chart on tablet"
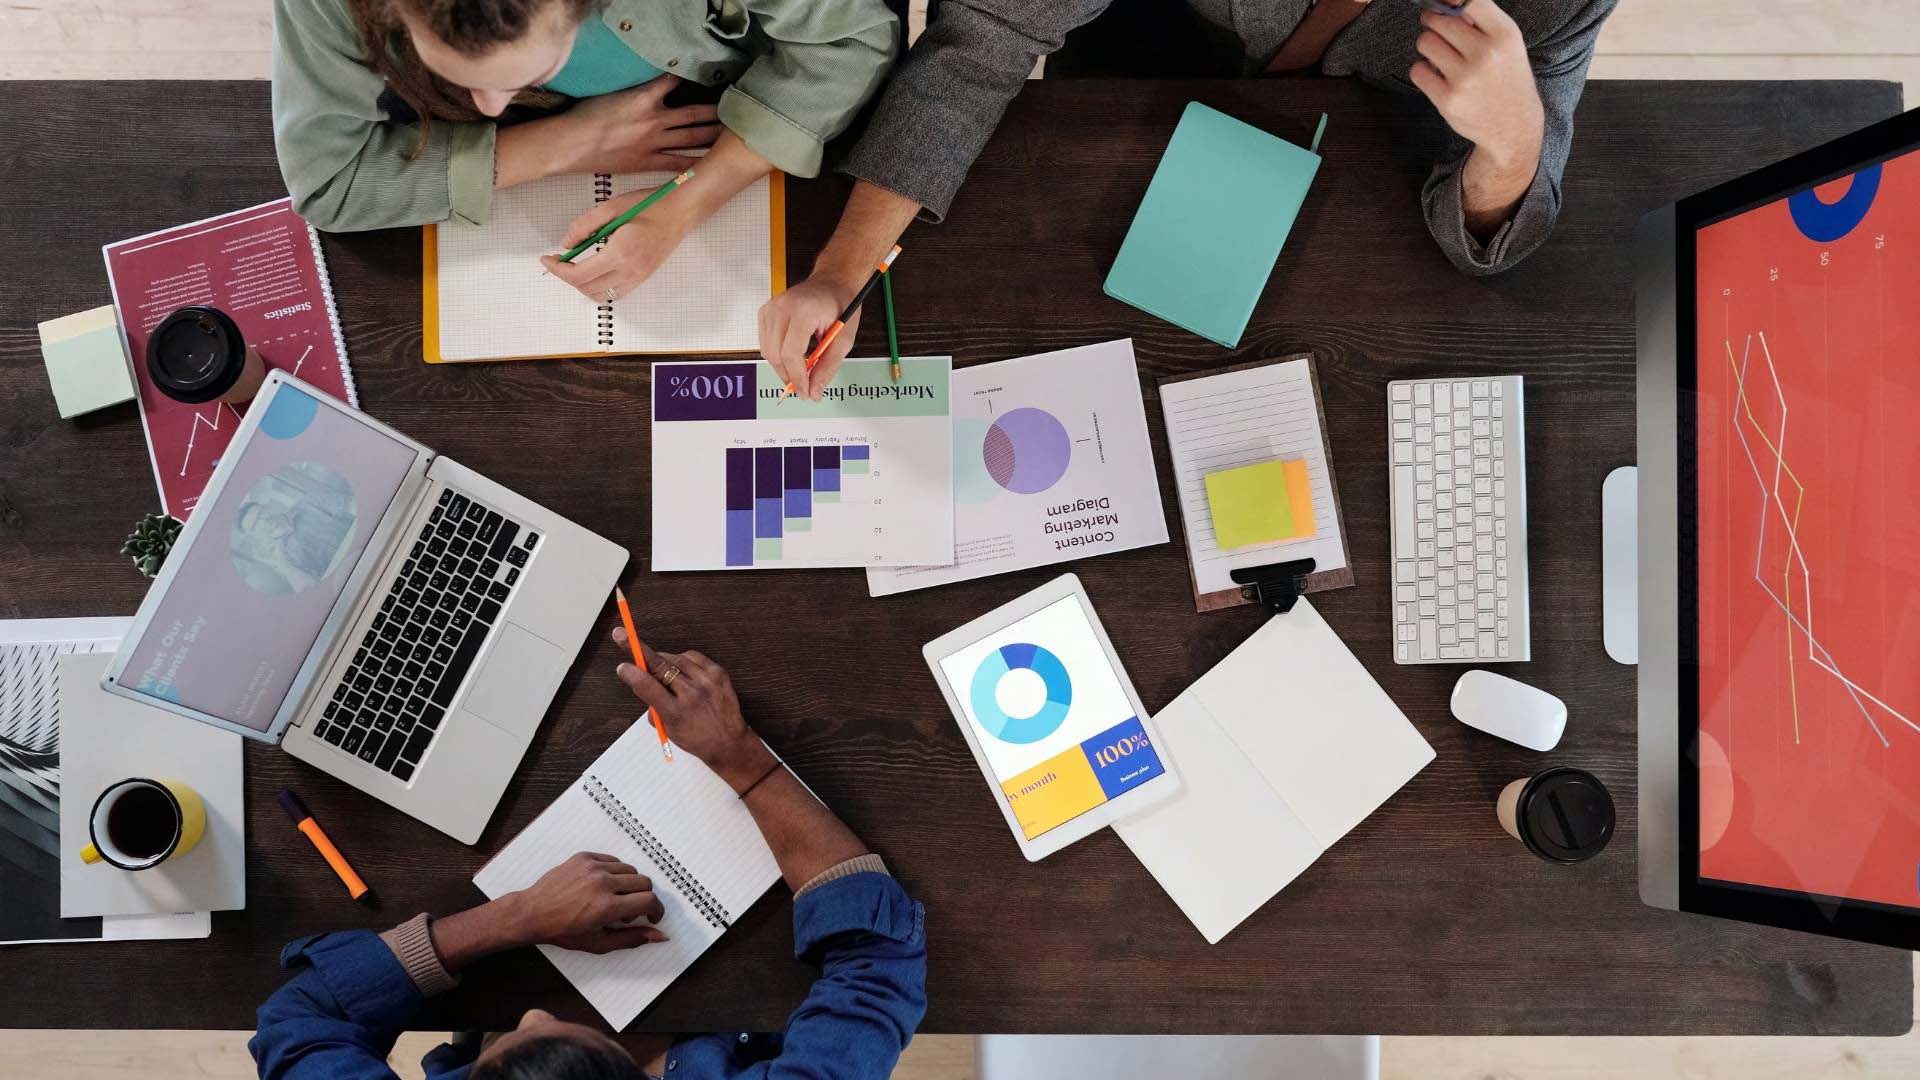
(970, 642, 1073, 744)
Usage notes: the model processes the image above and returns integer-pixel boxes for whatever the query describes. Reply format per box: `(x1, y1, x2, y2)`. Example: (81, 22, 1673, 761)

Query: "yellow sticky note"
(1205, 460, 1296, 549)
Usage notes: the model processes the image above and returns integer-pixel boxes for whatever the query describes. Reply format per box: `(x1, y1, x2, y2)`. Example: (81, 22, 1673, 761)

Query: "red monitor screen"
(1693, 147, 1920, 909)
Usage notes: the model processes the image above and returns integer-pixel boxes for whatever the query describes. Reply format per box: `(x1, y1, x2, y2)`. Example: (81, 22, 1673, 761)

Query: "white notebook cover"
(432, 169, 774, 361)
(474, 722, 780, 1028)
(1115, 599, 1434, 943)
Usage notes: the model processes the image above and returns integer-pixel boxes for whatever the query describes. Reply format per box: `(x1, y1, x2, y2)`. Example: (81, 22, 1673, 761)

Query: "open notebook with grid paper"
(473, 721, 780, 1028)
(423, 169, 784, 363)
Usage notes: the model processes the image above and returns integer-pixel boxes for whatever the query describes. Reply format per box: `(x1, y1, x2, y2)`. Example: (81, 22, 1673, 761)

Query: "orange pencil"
(615, 587, 672, 761)
(782, 245, 902, 396)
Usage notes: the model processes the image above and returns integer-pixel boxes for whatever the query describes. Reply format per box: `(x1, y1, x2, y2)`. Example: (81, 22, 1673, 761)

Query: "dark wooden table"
(1, 78, 1910, 1036)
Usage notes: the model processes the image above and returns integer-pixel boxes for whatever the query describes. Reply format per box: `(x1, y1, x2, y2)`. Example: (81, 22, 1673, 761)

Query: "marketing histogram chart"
(653, 359, 953, 571)
(725, 443, 874, 565)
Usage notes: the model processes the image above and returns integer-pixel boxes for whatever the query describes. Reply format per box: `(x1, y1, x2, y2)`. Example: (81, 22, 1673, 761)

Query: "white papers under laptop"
(1115, 599, 1434, 943)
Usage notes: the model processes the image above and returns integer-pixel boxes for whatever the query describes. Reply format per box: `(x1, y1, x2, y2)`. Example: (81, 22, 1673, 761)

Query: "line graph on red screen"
(1721, 327, 1912, 747)
(1694, 147, 1920, 907)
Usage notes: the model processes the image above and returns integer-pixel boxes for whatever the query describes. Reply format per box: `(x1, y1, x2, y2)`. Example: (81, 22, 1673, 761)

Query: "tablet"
(923, 574, 1181, 860)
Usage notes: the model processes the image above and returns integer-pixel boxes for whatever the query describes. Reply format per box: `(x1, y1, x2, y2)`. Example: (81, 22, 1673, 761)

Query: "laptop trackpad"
(462, 624, 567, 738)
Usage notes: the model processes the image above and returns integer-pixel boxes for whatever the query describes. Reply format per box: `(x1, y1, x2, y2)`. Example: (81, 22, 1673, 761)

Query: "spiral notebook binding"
(584, 776, 731, 929)
(589, 173, 617, 347)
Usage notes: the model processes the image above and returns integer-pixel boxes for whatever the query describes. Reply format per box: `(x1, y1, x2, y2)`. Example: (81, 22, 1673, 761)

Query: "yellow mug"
(78, 777, 206, 871)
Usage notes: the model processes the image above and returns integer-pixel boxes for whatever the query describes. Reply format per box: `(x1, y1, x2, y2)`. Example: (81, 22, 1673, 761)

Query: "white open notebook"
(428, 169, 778, 362)
(474, 722, 780, 1028)
(1114, 600, 1434, 943)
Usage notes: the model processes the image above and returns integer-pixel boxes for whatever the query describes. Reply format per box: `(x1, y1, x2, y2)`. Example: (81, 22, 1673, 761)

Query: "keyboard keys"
(506, 545, 529, 567)
(1390, 375, 1527, 666)
(489, 521, 521, 561)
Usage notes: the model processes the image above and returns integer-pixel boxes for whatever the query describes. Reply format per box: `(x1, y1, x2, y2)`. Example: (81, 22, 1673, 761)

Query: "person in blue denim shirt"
(251, 629, 927, 1080)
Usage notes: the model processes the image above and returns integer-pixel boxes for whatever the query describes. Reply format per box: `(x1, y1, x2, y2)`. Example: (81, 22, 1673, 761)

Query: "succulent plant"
(122, 512, 183, 578)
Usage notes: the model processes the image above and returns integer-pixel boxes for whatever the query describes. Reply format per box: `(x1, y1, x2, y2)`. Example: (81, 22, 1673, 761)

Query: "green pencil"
(557, 168, 694, 263)
(882, 267, 901, 381)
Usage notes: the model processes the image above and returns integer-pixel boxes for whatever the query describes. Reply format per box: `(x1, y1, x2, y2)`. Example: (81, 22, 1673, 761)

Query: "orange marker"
(615, 587, 672, 761)
(277, 790, 370, 902)
(783, 245, 902, 396)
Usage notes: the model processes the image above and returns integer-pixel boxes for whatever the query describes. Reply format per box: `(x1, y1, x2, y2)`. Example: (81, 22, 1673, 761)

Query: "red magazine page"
(103, 199, 357, 519)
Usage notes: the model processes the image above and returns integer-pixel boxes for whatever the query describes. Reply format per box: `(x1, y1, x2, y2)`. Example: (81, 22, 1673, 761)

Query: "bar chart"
(725, 444, 873, 566)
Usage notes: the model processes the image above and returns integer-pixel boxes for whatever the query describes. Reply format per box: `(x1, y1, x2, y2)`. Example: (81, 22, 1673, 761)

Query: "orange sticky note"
(1283, 458, 1315, 537)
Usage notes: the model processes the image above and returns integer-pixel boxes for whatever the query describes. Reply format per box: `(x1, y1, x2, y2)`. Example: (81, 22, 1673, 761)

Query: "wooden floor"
(3, 1, 1914, 1076)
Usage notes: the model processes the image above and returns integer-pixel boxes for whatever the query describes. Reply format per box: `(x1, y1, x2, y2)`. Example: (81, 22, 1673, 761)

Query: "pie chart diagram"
(982, 408, 1071, 495)
(969, 642, 1073, 744)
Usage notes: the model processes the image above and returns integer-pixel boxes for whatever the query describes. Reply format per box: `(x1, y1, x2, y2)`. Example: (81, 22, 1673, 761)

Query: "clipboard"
(1158, 354, 1355, 612)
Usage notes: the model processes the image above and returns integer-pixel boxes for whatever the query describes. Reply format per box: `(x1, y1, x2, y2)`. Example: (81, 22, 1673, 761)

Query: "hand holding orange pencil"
(614, 588, 672, 762)
(782, 245, 902, 397)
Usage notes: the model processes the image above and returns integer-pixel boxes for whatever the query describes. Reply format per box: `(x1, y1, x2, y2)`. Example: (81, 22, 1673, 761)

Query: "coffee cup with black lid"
(146, 305, 267, 406)
(1496, 766, 1615, 863)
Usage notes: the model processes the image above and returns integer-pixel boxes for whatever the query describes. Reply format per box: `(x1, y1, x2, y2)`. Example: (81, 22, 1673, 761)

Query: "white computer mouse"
(1450, 669, 1566, 751)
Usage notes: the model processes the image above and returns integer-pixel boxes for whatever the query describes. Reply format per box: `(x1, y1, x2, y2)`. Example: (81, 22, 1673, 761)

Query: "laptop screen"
(1691, 142, 1920, 911)
(120, 385, 416, 731)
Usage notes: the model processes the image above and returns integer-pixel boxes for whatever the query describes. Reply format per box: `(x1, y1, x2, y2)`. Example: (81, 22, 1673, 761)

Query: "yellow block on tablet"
(1204, 458, 1315, 549)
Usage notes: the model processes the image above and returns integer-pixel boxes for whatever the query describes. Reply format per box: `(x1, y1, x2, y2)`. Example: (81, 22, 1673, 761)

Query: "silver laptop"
(104, 371, 626, 844)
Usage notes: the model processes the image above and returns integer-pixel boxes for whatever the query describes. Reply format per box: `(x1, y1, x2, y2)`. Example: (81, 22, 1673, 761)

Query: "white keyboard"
(1387, 376, 1530, 664)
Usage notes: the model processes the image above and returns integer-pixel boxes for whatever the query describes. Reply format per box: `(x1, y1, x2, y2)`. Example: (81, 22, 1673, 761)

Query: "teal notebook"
(1104, 102, 1323, 348)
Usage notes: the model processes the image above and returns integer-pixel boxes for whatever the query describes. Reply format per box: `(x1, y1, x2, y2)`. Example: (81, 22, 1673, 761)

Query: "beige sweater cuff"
(379, 913, 458, 997)
(795, 853, 889, 898)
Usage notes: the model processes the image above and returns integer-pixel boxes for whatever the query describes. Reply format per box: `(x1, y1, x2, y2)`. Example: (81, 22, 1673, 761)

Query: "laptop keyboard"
(311, 489, 540, 781)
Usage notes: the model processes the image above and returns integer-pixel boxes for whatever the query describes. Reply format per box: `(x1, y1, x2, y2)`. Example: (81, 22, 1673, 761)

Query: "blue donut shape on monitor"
(1788, 163, 1882, 243)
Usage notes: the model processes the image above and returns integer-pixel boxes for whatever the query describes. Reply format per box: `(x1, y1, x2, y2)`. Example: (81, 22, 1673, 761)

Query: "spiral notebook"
(474, 722, 780, 1028)
(423, 169, 785, 363)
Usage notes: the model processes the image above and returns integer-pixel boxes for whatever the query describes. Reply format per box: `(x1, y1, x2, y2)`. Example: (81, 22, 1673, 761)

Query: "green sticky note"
(39, 306, 135, 419)
(1205, 460, 1296, 550)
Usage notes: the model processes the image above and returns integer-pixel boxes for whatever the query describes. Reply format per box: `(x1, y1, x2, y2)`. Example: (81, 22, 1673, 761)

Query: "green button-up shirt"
(271, 0, 899, 232)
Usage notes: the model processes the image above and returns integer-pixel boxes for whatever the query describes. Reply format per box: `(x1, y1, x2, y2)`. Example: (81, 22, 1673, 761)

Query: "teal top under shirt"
(544, 16, 667, 98)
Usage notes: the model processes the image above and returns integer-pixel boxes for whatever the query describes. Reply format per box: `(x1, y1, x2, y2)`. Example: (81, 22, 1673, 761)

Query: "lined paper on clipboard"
(1159, 355, 1354, 611)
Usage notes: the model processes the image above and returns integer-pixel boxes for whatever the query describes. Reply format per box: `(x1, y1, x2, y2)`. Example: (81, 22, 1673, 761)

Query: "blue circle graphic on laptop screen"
(258, 385, 321, 440)
(229, 461, 359, 595)
(970, 642, 1073, 744)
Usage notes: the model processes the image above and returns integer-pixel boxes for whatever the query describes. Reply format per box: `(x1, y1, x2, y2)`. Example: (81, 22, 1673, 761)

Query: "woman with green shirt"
(273, 0, 898, 302)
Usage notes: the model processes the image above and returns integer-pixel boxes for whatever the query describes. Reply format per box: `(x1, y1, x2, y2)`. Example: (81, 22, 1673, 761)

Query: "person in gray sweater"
(759, 0, 1618, 398)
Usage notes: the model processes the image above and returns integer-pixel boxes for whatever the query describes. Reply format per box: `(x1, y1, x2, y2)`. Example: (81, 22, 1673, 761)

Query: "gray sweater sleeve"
(838, 0, 1114, 221)
(1421, 0, 1616, 276)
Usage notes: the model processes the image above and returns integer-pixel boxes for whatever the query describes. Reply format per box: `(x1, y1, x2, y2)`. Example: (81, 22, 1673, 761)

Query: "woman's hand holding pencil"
(541, 177, 694, 302)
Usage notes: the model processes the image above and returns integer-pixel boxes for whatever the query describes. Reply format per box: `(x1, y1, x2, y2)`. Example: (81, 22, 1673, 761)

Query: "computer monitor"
(1636, 107, 1920, 949)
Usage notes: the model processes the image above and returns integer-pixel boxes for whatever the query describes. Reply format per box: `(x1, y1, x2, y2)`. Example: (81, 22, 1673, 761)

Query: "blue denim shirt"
(250, 872, 927, 1080)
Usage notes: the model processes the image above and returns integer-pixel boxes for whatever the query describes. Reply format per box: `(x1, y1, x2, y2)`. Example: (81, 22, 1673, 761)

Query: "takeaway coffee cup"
(1496, 767, 1615, 863)
(146, 305, 266, 405)
(77, 777, 207, 871)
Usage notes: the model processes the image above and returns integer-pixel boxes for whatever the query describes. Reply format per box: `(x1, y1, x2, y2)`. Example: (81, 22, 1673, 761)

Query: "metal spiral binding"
(583, 775, 730, 929)
(592, 173, 616, 347)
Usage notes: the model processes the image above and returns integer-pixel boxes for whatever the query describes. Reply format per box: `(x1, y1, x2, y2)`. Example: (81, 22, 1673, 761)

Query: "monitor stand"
(1602, 466, 1638, 666)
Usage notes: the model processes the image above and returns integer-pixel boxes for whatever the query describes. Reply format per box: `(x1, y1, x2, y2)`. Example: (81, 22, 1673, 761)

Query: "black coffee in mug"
(104, 783, 179, 860)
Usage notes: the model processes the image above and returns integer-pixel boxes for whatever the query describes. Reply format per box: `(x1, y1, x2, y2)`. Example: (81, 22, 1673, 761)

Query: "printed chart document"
(1115, 600, 1433, 943)
(104, 199, 357, 519)
(427, 169, 781, 361)
(868, 340, 1168, 596)
(475, 722, 780, 1028)
(651, 357, 953, 570)
(1159, 356, 1354, 610)
(0, 619, 210, 945)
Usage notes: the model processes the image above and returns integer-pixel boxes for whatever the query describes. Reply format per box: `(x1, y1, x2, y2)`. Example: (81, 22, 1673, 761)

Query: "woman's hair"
(344, 0, 599, 141)
(470, 1034, 647, 1080)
